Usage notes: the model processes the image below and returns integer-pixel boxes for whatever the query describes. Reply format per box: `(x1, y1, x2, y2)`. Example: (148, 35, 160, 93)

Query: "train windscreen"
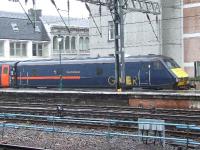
(163, 59, 179, 69)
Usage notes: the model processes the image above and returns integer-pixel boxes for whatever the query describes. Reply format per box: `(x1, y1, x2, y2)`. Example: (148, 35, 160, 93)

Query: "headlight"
(176, 78, 180, 82)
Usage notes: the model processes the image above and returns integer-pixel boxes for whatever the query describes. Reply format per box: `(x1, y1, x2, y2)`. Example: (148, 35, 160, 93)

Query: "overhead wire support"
(113, 0, 121, 91)
(85, 3, 102, 37)
(123, 0, 160, 15)
(9, 0, 35, 29)
(146, 13, 159, 41)
(50, 0, 70, 33)
(72, 0, 161, 91)
(67, 0, 70, 25)
(77, 0, 107, 6)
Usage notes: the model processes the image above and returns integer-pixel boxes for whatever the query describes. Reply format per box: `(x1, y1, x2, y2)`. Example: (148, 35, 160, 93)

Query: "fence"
(0, 113, 200, 149)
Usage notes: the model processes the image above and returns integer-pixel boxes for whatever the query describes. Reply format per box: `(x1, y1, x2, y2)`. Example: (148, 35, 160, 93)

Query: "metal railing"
(0, 113, 200, 149)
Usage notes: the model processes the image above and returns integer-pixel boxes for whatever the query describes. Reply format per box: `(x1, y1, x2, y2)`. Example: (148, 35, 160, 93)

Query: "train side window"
(3, 67, 8, 74)
(141, 63, 149, 70)
(163, 59, 179, 69)
(57, 69, 63, 75)
(152, 61, 162, 70)
(31, 69, 38, 76)
(96, 67, 103, 75)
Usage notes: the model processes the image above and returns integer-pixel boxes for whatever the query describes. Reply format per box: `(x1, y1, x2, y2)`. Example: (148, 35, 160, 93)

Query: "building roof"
(41, 16, 89, 28)
(0, 11, 89, 41)
(0, 11, 50, 41)
(0, 11, 89, 28)
(0, 11, 27, 19)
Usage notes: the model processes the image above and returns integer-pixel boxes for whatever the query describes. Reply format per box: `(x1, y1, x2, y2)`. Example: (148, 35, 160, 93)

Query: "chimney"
(28, 9, 42, 21)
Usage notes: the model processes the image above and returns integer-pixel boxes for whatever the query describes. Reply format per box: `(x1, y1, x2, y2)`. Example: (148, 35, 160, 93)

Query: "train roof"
(14, 55, 173, 66)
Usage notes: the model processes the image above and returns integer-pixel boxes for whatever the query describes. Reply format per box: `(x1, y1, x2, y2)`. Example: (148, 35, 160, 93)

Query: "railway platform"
(0, 88, 200, 109)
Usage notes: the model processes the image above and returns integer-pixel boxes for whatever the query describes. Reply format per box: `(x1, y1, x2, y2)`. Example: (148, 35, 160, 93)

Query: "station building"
(0, 9, 89, 61)
(41, 15, 89, 59)
(88, 0, 200, 77)
(0, 10, 50, 61)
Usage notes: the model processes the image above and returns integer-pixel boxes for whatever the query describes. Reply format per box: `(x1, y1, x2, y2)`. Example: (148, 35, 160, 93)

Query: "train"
(0, 55, 189, 89)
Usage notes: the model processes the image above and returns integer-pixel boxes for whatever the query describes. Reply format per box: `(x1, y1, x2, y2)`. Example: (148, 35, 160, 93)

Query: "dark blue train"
(0, 55, 189, 89)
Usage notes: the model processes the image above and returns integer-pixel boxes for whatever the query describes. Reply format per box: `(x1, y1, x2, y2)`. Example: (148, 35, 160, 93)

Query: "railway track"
(0, 104, 200, 124)
(0, 101, 200, 114)
(0, 101, 200, 142)
(0, 144, 44, 150)
(1, 112, 200, 148)
(0, 101, 200, 128)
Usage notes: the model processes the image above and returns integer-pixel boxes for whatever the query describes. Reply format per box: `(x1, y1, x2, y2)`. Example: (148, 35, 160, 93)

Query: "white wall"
(89, 0, 162, 57)
(161, 0, 183, 67)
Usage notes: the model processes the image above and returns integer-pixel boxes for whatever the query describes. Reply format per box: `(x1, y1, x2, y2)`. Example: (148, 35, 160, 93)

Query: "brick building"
(88, 0, 200, 77)
(183, 0, 200, 76)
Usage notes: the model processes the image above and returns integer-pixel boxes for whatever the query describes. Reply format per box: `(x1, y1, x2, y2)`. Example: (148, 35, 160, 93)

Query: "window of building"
(79, 37, 84, 50)
(32, 44, 37, 56)
(71, 36, 76, 50)
(0, 41, 4, 56)
(53, 36, 58, 51)
(11, 23, 19, 32)
(65, 36, 70, 50)
(38, 44, 42, 56)
(32, 43, 43, 56)
(22, 43, 27, 56)
(10, 43, 15, 56)
(58, 36, 64, 52)
(85, 37, 89, 50)
(108, 21, 114, 41)
(195, 61, 200, 77)
(35, 26, 41, 32)
(16, 43, 21, 56)
(10, 42, 27, 57)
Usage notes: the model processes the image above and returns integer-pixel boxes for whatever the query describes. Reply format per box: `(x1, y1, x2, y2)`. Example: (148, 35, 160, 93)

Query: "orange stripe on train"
(17, 76, 80, 80)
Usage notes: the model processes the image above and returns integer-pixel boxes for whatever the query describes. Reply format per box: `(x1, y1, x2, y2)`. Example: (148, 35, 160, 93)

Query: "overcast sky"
(0, 0, 89, 18)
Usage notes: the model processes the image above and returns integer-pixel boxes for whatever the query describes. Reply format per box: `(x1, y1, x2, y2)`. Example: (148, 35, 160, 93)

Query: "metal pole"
(114, 0, 121, 91)
(119, 0, 125, 89)
(58, 36, 63, 90)
(59, 48, 63, 90)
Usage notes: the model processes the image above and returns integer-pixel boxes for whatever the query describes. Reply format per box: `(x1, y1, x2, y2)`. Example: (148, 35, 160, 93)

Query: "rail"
(0, 144, 44, 150)
(0, 113, 200, 149)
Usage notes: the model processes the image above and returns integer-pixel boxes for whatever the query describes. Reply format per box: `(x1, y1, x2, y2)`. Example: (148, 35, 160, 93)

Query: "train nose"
(171, 68, 189, 78)
(176, 77, 189, 87)
(171, 68, 189, 89)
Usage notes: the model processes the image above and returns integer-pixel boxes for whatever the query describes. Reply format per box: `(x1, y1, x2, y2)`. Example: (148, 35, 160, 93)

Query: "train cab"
(0, 61, 17, 88)
(162, 58, 189, 89)
(0, 64, 10, 87)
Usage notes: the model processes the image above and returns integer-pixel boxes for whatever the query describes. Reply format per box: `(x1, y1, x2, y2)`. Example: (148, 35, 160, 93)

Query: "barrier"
(0, 113, 200, 149)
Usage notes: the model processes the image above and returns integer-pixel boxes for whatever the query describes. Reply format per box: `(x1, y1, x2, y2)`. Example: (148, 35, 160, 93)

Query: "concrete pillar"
(77, 34, 80, 56)
(4, 40, 10, 60)
(27, 41, 32, 59)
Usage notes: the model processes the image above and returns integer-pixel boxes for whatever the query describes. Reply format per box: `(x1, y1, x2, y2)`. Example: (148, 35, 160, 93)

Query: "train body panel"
(1, 64, 10, 87)
(16, 61, 116, 88)
(0, 55, 189, 89)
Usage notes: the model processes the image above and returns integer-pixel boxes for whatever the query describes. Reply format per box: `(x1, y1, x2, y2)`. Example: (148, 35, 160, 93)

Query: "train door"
(139, 62, 151, 86)
(19, 67, 29, 87)
(1, 64, 10, 87)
